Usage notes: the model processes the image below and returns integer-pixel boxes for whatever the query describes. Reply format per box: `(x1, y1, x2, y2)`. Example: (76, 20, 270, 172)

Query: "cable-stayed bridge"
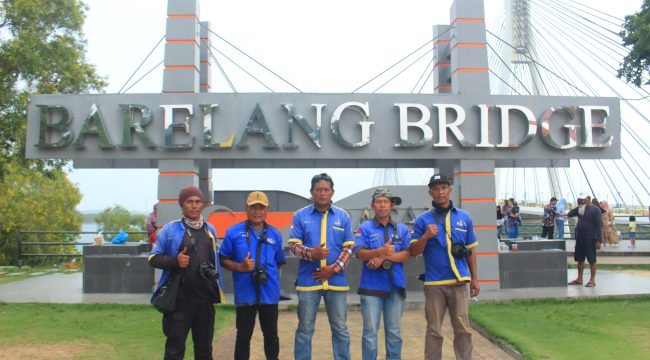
(111, 0, 648, 215)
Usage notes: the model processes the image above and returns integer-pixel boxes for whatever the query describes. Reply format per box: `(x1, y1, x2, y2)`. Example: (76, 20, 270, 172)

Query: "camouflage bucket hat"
(372, 187, 402, 205)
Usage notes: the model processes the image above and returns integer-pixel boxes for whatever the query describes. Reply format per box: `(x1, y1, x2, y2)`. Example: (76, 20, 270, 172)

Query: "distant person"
(410, 174, 479, 360)
(628, 216, 637, 248)
(555, 198, 568, 239)
(355, 187, 411, 360)
(289, 173, 355, 360)
(496, 205, 504, 239)
(600, 201, 618, 247)
(148, 186, 225, 359)
(504, 198, 520, 238)
(146, 203, 158, 243)
(567, 193, 602, 288)
(541, 197, 558, 239)
(502, 199, 510, 236)
(219, 191, 285, 360)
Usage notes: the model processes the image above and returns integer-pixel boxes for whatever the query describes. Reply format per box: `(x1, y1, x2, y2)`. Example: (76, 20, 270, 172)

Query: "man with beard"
(567, 193, 602, 287)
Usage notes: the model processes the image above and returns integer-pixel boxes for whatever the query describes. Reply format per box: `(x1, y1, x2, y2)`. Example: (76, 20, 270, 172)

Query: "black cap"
(428, 173, 452, 188)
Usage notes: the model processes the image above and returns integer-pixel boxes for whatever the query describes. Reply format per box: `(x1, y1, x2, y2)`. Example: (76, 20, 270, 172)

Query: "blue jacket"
(219, 221, 286, 305)
(412, 204, 478, 285)
(149, 220, 225, 304)
(288, 204, 355, 291)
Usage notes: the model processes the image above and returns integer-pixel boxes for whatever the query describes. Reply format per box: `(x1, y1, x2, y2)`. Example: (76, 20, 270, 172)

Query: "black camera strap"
(245, 221, 268, 304)
(382, 222, 397, 286)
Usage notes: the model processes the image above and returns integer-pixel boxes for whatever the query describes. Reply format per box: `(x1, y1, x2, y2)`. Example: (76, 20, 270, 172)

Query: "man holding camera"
(355, 187, 411, 360)
(289, 173, 355, 360)
(219, 191, 286, 360)
(410, 174, 479, 360)
(148, 185, 225, 360)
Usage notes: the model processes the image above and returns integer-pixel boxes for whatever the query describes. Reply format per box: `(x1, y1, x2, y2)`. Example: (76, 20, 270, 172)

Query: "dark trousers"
(235, 304, 279, 360)
(541, 225, 555, 239)
(162, 299, 215, 360)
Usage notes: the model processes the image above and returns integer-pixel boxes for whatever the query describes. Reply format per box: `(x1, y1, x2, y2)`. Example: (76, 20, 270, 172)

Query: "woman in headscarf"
(555, 198, 568, 240)
(600, 201, 618, 246)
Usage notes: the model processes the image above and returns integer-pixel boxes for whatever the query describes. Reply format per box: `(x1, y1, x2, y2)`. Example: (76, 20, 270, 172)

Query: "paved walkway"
(213, 309, 512, 360)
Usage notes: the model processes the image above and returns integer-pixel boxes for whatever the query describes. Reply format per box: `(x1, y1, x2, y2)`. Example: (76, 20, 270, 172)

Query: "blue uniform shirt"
(288, 203, 355, 291)
(219, 221, 286, 305)
(149, 220, 225, 304)
(412, 203, 478, 285)
(355, 218, 411, 296)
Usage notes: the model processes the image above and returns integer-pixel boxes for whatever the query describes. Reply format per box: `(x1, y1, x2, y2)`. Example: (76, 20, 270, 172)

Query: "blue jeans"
(556, 218, 565, 239)
(295, 290, 350, 360)
(360, 288, 405, 360)
(508, 223, 519, 238)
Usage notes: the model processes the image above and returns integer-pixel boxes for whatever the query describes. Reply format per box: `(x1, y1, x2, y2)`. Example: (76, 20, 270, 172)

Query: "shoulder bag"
(153, 270, 182, 313)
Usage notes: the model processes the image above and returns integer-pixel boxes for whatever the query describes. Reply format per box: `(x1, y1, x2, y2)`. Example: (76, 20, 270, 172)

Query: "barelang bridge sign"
(27, 93, 620, 167)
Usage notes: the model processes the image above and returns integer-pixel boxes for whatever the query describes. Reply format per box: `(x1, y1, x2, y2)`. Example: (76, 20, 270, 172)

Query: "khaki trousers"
(424, 284, 472, 360)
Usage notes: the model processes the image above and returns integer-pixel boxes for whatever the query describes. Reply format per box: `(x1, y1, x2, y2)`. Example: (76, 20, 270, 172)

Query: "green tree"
(95, 205, 146, 241)
(0, 0, 106, 173)
(0, 0, 106, 265)
(0, 162, 83, 265)
(619, 0, 650, 86)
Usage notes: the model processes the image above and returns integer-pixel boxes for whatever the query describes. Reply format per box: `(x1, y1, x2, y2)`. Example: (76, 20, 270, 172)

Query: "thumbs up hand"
(177, 247, 190, 268)
(380, 239, 395, 257)
(240, 252, 255, 272)
(311, 243, 330, 260)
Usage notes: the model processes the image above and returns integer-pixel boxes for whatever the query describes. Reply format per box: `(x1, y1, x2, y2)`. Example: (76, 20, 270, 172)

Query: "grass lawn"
(0, 303, 235, 359)
(470, 297, 650, 360)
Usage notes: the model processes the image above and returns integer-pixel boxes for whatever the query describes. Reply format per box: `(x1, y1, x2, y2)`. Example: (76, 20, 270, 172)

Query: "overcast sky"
(69, 0, 643, 213)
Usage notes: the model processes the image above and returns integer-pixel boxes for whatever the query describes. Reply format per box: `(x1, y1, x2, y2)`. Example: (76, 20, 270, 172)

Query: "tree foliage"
(0, 0, 106, 265)
(0, 161, 83, 265)
(95, 205, 146, 240)
(0, 0, 106, 173)
(619, 0, 650, 86)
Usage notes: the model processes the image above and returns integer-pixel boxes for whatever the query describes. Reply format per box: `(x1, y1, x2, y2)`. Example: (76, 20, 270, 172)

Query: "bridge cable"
(122, 60, 164, 94)
(411, 59, 434, 94)
(373, 47, 434, 93)
(118, 34, 165, 93)
(352, 26, 452, 93)
(610, 159, 645, 206)
(577, 160, 597, 198)
(206, 43, 237, 93)
(208, 43, 274, 92)
(199, 23, 303, 93)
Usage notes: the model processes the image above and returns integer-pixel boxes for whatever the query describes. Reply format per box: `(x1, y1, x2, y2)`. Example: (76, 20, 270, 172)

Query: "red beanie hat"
(178, 186, 203, 206)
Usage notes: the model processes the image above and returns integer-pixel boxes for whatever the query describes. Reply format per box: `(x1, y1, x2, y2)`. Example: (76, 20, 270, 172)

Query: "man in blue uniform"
(219, 191, 286, 360)
(355, 187, 411, 360)
(410, 174, 479, 360)
(148, 185, 225, 360)
(289, 173, 355, 360)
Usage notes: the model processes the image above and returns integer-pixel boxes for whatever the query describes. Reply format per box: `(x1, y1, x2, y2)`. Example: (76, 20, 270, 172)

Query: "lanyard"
(244, 221, 268, 271)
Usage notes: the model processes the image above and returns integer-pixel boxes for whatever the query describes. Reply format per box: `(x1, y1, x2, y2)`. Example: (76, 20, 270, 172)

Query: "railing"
(17, 230, 148, 267)
(499, 221, 649, 240)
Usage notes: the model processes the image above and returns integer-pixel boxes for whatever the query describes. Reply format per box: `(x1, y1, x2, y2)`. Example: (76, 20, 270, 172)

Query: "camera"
(381, 260, 392, 270)
(253, 268, 268, 285)
(451, 244, 472, 259)
(199, 262, 220, 283)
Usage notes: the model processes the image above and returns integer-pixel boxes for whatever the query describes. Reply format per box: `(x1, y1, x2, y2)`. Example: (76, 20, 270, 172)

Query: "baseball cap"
(246, 191, 269, 207)
(371, 187, 402, 205)
(577, 192, 589, 200)
(428, 173, 452, 188)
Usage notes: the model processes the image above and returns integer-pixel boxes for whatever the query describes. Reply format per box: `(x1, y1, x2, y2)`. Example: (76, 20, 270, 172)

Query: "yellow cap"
(246, 191, 269, 207)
